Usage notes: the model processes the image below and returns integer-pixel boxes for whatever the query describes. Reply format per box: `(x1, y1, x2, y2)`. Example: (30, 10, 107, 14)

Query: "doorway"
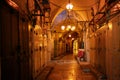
(73, 40, 78, 56)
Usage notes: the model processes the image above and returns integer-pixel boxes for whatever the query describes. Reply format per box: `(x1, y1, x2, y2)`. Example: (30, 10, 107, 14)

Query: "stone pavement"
(47, 54, 96, 80)
(36, 66, 53, 80)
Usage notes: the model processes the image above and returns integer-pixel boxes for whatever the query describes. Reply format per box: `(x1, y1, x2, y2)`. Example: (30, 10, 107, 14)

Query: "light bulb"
(61, 25, 65, 30)
(71, 26, 75, 31)
(66, 3, 73, 10)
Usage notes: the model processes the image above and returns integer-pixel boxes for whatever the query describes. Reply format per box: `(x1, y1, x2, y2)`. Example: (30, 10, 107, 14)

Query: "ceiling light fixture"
(66, 0, 73, 11)
(61, 2, 75, 31)
(61, 23, 76, 31)
(61, 13, 76, 31)
(69, 34, 71, 37)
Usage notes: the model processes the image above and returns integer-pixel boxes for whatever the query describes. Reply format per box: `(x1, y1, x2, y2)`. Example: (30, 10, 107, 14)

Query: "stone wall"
(0, 1, 53, 80)
(86, 14, 120, 80)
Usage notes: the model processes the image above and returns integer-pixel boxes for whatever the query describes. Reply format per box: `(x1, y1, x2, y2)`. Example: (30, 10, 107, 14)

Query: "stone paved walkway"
(47, 54, 96, 80)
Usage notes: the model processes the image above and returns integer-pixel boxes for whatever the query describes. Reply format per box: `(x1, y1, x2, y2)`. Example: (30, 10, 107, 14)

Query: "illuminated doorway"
(73, 40, 78, 56)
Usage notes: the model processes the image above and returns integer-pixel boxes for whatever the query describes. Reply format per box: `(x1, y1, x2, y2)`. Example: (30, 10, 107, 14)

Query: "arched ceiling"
(49, 0, 97, 26)
(49, 0, 98, 32)
(47, 0, 99, 39)
(6, 0, 120, 40)
(4, 0, 120, 39)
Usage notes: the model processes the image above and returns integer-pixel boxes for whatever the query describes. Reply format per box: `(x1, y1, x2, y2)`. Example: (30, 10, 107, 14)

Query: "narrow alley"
(0, 0, 120, 80)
